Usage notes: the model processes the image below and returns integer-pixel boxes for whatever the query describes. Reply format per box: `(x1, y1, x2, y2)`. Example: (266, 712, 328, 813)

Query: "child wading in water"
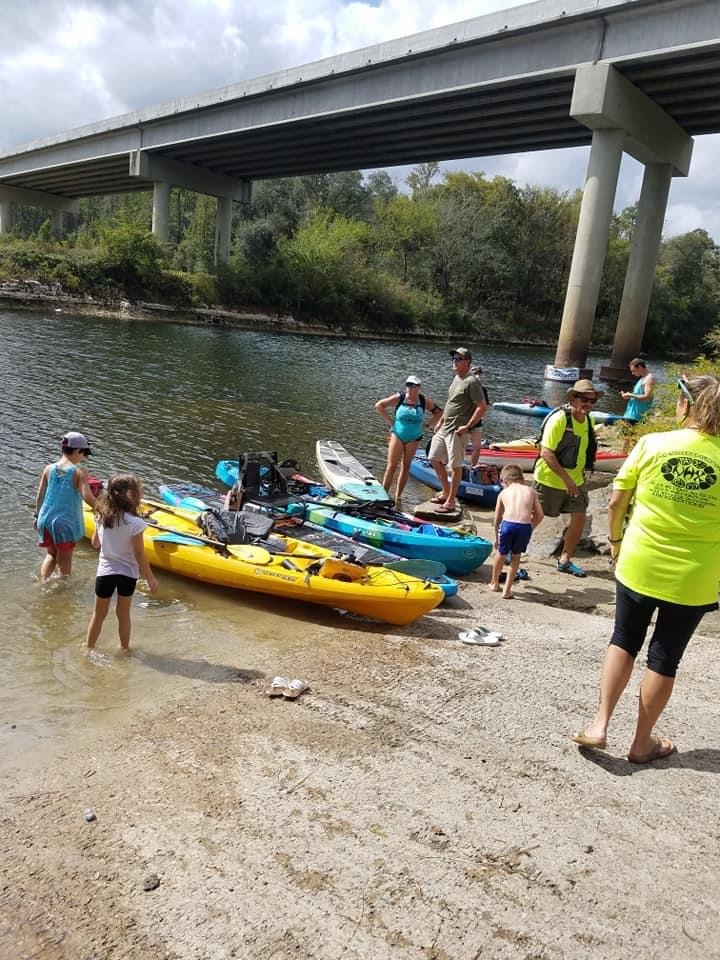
(35, 431, 98, 579)
(86, 475, 158, 651)
(490, 465, 544, 599)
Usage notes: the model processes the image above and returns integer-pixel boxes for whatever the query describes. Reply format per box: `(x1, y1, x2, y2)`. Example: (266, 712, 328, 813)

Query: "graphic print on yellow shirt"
(613, 429, 720, 606)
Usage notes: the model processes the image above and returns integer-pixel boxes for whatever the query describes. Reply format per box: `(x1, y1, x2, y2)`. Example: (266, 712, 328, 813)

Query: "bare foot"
(488, 584, 500, 593)
(502, 591, 514, 600)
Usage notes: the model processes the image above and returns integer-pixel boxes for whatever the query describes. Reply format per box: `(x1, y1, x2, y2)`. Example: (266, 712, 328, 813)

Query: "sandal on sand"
(557, 560, 586, 577)
(265, 676, 290, 697)
(459, 629, 501, 647)
(470, 625, 505, 641)
(570, 730, 607, 750)
(627, 737, 675, 764)
(283, 678, 310, 700)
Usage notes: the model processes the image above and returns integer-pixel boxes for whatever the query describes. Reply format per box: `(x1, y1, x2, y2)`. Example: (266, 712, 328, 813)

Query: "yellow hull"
(83, 503, 443, 626)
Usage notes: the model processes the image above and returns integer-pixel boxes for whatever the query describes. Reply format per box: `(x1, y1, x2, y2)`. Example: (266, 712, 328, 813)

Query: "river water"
(1, 307, 631, 769)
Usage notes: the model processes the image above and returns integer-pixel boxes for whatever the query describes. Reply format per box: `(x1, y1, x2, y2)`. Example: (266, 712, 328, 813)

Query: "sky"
(1, 0, 718, 240)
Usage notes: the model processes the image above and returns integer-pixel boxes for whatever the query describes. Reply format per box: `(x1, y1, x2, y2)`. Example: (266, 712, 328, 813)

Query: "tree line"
(1, 161, 719, 353)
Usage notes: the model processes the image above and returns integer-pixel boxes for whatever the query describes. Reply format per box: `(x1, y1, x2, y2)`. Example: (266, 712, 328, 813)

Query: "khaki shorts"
(428, 428, 466, 469)
(532, 481, 589, 517)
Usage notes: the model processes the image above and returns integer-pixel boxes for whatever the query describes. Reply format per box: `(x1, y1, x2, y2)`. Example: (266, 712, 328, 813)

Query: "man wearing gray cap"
(428, 348, 488, 512)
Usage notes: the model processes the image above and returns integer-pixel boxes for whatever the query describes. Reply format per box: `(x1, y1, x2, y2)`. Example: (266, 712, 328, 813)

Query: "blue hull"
(215, 461, 492, 575)
(408, 455, 502, 508)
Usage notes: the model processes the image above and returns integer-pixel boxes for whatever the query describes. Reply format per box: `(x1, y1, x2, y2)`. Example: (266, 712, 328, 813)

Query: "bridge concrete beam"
(0, 199, 13, 234)
(555, 62, 695, 372)
(129, 150, 251, 203)
(152, 181, 171, 243)
(555, 126, 625, 369)
(571, 62, 694, 175)
(0, 184, 80, 214)
(601, 162, 673, 380)
(215, 196, 233, 265)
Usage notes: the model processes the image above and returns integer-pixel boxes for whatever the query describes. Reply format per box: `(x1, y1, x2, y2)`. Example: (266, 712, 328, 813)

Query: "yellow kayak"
(83, 502, 443, 626)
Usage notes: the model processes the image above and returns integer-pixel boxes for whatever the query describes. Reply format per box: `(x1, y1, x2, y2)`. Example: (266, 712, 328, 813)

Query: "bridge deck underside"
(2, 48, 720, 198)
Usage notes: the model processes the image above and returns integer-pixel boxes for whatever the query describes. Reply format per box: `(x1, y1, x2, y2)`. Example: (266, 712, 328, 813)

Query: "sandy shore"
(2, 494, 720, 960)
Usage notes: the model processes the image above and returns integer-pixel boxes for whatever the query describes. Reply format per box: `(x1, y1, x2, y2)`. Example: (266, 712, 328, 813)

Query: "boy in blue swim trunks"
(489, 465, 544, 599)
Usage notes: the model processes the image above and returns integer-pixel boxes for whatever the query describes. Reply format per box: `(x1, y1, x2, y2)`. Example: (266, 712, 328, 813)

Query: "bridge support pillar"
(600, 162, 673, 382)
(0, 199, 13, 234)
(215, 196, 233, 265)
(51, 209, 65, 238)
(152, 181, 171, 243)
(554, 127, 624, 370)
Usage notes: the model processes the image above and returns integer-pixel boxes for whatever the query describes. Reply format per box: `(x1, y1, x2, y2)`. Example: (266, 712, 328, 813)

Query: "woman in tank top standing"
(375, 376, 442, 504)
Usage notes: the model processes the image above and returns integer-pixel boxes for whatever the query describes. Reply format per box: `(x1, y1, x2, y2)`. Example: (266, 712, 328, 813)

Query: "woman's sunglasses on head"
(677, 378, 695, 405)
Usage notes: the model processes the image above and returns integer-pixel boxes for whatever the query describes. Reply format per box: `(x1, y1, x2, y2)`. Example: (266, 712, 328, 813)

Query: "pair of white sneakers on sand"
(458, 626, 504, 646)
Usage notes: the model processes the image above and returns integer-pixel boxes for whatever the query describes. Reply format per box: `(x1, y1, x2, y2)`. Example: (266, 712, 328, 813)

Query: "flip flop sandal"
(470, 625, 505, 640)
(436, 503, 457, 513)
(627, 737, 675, 764)
(458, 630, 501, 646)
(265, 676, 290, 697)
(283, 678, 310, 700)
(429, 494, 446, 504)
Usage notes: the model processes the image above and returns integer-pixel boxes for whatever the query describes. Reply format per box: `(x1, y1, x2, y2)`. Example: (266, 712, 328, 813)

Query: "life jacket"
(471, 463, 501, 485)
(536, 407, 597, 471)
(395, 391, 426, 411)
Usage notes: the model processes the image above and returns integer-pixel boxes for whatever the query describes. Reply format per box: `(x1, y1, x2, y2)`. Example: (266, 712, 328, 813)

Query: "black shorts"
(95, 574, 138, 599)
(610, 580, 717, 678)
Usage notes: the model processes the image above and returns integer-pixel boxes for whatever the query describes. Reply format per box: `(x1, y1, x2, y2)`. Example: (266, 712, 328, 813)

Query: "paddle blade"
(384, 558, 447, 578)
(227, 544, 272, 564)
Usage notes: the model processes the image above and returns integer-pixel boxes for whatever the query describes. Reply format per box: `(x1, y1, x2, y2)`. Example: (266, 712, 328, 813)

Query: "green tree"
(374, 194, 438, 282)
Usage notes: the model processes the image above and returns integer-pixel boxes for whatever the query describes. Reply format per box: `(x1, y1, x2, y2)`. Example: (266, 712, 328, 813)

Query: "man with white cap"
(428, 347, 488, 512)
(35, 430, 97, 579)
(532, 379, 600, 577)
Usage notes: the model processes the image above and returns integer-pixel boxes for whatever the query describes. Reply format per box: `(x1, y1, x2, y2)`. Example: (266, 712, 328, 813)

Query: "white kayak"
(315, 440, 390, 502)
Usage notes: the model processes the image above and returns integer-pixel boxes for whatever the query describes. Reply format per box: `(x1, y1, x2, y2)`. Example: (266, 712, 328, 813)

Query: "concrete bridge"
(1, 0, 719, 377)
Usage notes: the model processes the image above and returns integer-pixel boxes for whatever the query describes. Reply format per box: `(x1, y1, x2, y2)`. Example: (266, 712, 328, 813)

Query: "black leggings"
(610, 581, 717, 678)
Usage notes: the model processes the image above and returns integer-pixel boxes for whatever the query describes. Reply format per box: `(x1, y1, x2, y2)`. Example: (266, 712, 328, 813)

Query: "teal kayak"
(215, 460, 492, 576)
(493, 401, 624, 424)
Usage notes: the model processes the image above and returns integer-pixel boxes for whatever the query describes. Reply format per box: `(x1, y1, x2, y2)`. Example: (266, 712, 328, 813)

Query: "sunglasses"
(576, 395, 597, 405)
(405, 382, 420, 388)
(451, 355, 466, 362)
(677, 378, 695, 405)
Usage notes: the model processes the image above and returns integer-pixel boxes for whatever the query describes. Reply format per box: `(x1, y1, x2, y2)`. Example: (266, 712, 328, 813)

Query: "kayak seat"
(197, 508, 274, 545)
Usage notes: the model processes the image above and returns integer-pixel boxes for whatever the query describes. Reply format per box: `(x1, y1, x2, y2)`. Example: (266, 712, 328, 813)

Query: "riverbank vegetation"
(1, 162, 719, 352)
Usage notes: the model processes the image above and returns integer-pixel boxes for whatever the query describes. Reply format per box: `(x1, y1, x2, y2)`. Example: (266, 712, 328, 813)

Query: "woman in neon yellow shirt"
(572, 374, 720, 763)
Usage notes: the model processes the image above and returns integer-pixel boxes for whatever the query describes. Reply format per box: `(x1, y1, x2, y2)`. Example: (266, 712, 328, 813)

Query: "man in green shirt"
(428, 347, 488, 512)
(532, 379, 600, 577)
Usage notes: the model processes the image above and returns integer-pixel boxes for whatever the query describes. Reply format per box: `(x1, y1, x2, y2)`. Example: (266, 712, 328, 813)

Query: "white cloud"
(0, 0, 717, 240)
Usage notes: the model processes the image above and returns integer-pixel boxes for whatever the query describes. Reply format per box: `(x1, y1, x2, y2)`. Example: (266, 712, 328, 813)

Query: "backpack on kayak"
(535, 407, 597, 471)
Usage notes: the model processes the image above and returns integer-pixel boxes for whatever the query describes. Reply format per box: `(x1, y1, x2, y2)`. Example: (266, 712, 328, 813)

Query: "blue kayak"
(493, 401, 624, 425)
(408, 454, 502, 508)
(158, 481, 459, 598)
(215, 461, 492, 575)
